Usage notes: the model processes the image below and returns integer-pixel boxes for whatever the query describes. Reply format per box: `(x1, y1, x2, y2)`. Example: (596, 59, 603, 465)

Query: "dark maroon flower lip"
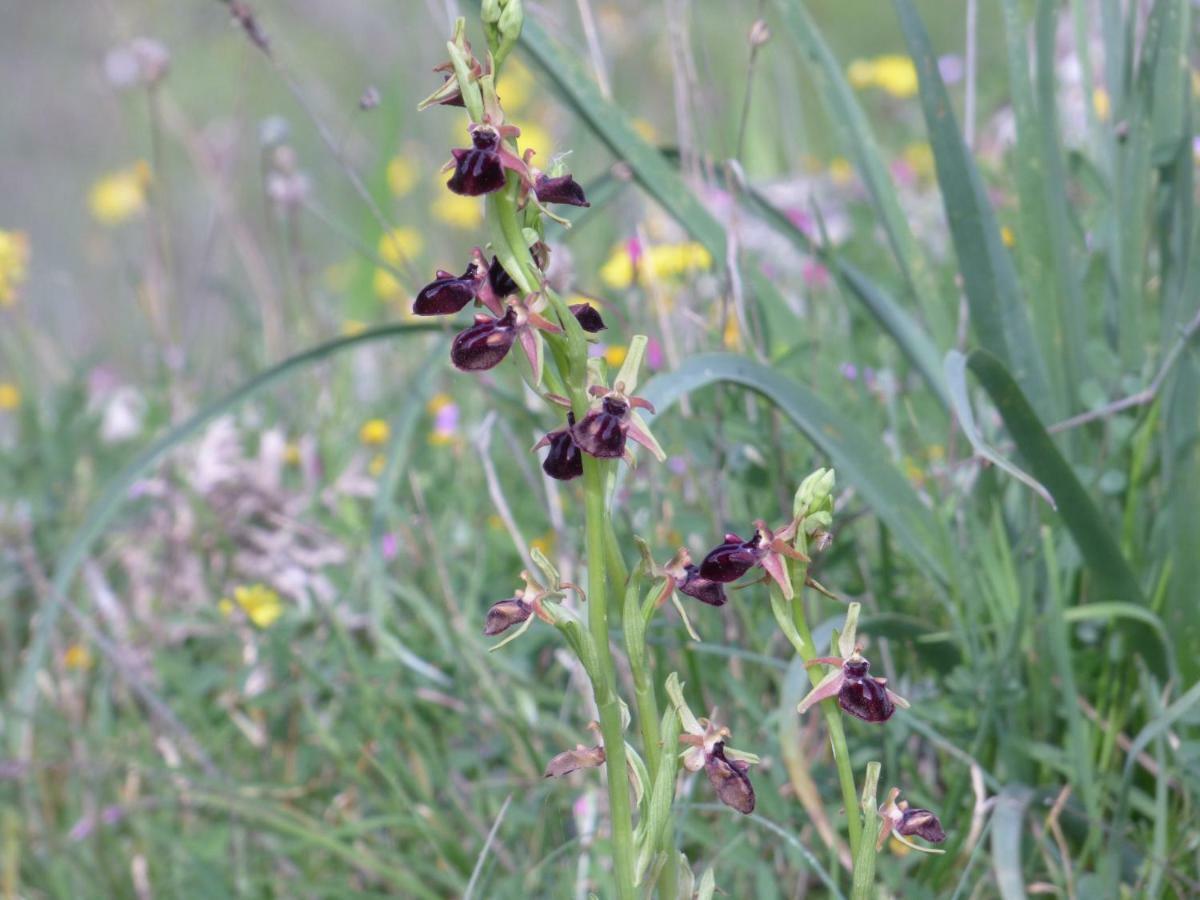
(447, 143, 507, 195)
(677, 564, 727, 606)
(898, 807, 945, 843)
(483, 597, 532, 635)
(488, 256, 518, 298)
(538, 413, 583, 481)
(698, 533, 763, 582)
(572, 405, 626, 458)
(570, 303, 606, 333)
(450, 307, 518, 371)
(798, 650, 909, 722)
(705, 741, 755, 814)
(413, 263, 480, 316)
(838, 670, 895, 722)
(534, 173, 590, 207)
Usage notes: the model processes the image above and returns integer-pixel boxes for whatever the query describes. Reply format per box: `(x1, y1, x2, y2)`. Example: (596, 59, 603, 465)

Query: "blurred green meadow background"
(1, 0, 1198, 897)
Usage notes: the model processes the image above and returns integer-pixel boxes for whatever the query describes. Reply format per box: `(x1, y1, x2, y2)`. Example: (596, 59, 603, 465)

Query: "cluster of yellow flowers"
(0, 229, 30, 307)
(219, 583, 284, 629)
(599, 241, 713, 290)
(372, 227, 423, 302)
(88, 161, 152, 226)
(847, 55, 919, 99)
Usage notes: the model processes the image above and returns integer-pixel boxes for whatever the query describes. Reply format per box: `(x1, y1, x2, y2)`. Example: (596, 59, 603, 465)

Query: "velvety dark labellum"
(573, 397, 629, 458)
(698, 535, 762, 582)
(570, 303, 606, 333)
(483, 597, 531, 636)
(705, 742, 755, 814)
(838, 668, 895, 722)
(678, 565, 727, 606)
(450, 308, 517, 371)
(448, 131, 505, 196)
(535, 173, 590, 207)
(488, 256, 518, 298)
(542, 415, 583, 481)
(413, 264, 478, 316)
(898, 808, 946, 843)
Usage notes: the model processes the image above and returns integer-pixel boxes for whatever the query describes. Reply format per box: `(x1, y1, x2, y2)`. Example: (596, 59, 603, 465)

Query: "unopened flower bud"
(543, 744, 605, 778)
(748, 19, 771, 49)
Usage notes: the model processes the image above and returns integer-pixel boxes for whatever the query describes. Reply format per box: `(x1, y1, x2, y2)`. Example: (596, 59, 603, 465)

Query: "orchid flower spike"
(697, 517, 809, 599)
(877, 788, 947, 853)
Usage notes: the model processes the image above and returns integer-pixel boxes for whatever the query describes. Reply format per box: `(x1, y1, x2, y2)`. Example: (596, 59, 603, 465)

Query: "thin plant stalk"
(582, 457, 637, 899)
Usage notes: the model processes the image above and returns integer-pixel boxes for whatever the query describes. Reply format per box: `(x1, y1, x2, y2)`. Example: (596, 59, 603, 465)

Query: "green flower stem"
(583, 456, 637, 899)
(771, 579, 862, 860)
(850, 762, 881, 900)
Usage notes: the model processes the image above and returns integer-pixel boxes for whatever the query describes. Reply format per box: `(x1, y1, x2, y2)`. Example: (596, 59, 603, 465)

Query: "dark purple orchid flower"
(677, 564, 728, 606)
(877, 788, 946, 851)
(705, 741, 755, 814)
(534, 412, 583, 481)
(488, 256, 518, 298)
(697, 518, 808, 599)
(413, 263, 480, 316)
(571, 385, 657, 462)
(451, 308, 518, 371)
(483, 596, 532, 636)
(535, 173, 590, 207)
(448, 128, 508, 196)
(570, 303, 606, 333)
(797, 651, 909, 724)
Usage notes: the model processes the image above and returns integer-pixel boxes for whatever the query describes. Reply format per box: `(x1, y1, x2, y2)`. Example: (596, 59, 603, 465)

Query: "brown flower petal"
(543, 744, 606, 778)
(705, 742, 755, 814)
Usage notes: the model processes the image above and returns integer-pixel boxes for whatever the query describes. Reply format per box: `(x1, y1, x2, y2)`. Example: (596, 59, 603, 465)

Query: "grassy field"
(1, 0, 1198, 897)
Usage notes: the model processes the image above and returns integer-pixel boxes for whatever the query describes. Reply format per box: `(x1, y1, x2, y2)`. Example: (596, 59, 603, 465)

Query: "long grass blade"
(892, 0, 1052, 417)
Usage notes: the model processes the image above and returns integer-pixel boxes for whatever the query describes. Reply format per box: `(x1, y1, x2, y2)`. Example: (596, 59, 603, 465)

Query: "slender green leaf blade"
(893, 0, 1052, 417)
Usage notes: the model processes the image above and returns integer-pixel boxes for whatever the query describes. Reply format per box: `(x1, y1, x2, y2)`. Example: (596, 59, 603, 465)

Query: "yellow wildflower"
(377, 227, 423, 267)
(828, 156, 855, 186)
(229, 584, 284, 629)
(1001, 226, 1015, 248)
(600, 247, 636, 289)
(368, 454, 387, 477)
(218, 598, 234, 616)
(341, 319, 367, 336)
(431, 191, 483, 229)
(0, 382, 19, 411)
(497, 60, 535, 113)
(88, 161, 151, 226)
(600, 241, 713, 289)
(360, 418, 391, 446)
(1092, 87, 1111, 122)
(64, 643, 94, 671)
(0, 230, 30, 307)
(604, 345, 627, 368)
(926, 443, 946, 462)
(283, 442, 301, 466)
(902, 142, 935, 180)
(386, 155, 418, 197)
(487, 514, 505, 531)
(373, 267, 407, 302)
(847, 55, 918, 99)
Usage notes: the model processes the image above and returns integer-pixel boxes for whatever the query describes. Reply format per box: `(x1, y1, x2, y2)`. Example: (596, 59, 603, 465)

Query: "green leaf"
(990, 787, 1033, 900)
(10, 323, 443, 753)
(520, 17, 726, 259)
(893, 0, 1052, 417)
(965, 349, 1172, 678)
(773, 0, 952, 349)
(636, 353, 952, 585)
